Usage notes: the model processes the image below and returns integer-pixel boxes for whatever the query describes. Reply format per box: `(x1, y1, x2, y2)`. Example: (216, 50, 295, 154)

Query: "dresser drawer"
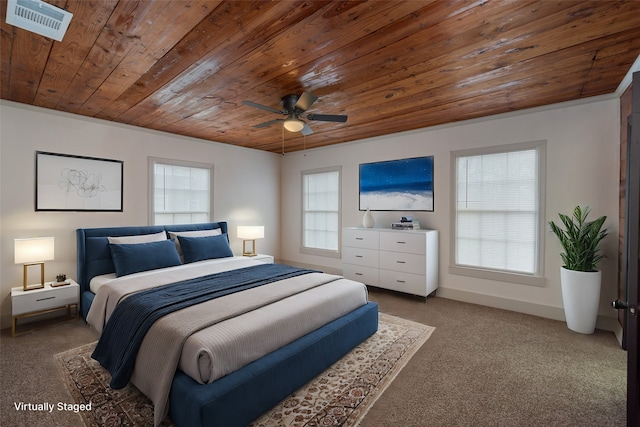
(379, 231, 425, 254)
(379, 250, 426, 275)
(342, 228, 379, 250)
(343, 246, 379, 268)
(12, 284, 79, 316)
(379, 269, 427, 297)
(343, 264, 379, 286)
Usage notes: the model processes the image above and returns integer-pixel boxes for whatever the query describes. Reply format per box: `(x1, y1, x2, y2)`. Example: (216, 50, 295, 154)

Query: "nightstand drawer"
(12, 283, 79, 316)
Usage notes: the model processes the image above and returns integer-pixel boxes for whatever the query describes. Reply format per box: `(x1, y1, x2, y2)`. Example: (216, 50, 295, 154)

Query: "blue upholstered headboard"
(76, 222, 228, 318)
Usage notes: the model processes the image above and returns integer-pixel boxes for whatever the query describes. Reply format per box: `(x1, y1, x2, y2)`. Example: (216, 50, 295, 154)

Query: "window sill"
(300, 247, 341, 259)
(449, 265, 547, 287)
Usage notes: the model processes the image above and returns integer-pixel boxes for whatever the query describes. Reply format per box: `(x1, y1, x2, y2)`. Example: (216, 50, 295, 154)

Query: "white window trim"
(300, 166, 342, 258)
(148, 157, 214, 225)
(449, 140, 547, 287)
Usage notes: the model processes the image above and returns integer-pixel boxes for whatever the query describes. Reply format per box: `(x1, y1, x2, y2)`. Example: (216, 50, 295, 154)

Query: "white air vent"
(6, 0, 73, 42)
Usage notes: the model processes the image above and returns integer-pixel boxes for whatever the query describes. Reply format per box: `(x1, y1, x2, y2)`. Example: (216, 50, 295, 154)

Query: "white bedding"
(86, 257, 369, 426)
(87, 256, 263, 332)
(181, 276, 367, 384)
(89, 273, 116, 293)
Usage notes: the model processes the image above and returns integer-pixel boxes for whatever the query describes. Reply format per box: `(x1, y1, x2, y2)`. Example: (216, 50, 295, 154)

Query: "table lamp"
(14, 237, 54, 291)
(237, 226, 264, 257)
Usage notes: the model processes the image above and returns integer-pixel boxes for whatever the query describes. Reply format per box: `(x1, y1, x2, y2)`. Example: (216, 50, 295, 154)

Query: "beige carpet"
(54, 313, 434, 427)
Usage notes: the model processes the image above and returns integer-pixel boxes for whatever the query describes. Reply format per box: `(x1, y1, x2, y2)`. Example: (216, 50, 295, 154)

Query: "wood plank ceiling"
(2, 0, 640, 154)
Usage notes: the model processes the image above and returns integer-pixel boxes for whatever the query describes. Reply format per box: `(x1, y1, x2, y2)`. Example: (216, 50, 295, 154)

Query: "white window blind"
(453, 142, 544, 280)
(302, 168, 340, 255)
(150, 158, 212, 225)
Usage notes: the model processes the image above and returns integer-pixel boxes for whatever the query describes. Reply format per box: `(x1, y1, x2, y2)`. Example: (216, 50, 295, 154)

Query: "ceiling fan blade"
(295, 91, 318, 112)
(254, 119, 284, 128)
(306, 113, 348, 123)
(300, 123, 314, 136)
(243, 100, 283, 115)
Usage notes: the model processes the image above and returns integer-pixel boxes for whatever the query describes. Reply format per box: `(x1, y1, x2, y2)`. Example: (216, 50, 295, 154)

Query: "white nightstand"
(11, 280, 80, 337)
(248, 254, 274, 263)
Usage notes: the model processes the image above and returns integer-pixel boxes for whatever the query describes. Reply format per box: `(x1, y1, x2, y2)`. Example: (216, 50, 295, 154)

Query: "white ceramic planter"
(560, 267, 601, 334)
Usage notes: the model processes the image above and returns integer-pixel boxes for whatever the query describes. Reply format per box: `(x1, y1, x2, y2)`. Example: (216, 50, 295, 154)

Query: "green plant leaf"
(549, 205, 608, 271)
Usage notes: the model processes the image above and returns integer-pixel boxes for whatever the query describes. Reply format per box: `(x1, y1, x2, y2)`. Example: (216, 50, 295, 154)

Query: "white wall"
(280, 97, 621, 330)
(0, 96, 622, 331)
(0, 101, 280, 329)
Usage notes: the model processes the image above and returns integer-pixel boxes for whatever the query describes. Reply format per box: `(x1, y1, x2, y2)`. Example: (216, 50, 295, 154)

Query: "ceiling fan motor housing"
(281, 94, 301, 113)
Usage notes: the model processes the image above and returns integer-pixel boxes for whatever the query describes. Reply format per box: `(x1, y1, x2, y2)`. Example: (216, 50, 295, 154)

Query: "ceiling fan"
(243, 91, 347, 135)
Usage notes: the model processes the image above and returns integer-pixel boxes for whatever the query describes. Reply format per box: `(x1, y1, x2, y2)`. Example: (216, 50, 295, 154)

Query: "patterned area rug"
(54, 313, 434, 427)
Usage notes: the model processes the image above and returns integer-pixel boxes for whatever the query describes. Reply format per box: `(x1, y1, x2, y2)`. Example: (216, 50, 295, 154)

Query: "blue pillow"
(109, 239, 181, 277)
(178, 234, 233, 264)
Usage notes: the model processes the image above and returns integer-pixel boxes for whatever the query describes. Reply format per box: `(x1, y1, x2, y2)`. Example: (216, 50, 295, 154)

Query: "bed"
(76, 222, 378, 427)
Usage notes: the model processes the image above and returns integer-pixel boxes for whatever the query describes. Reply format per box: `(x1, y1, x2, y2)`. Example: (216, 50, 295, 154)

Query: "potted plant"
(549, 206, 608, 334)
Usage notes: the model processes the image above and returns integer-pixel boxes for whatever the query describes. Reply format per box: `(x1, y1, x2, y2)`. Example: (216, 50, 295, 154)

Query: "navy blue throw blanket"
(92, 263, 318, 389)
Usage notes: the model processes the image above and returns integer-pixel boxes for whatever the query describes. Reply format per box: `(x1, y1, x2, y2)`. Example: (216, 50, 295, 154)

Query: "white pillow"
(168, 228, 222, 259)
(107, 231, 167, 244)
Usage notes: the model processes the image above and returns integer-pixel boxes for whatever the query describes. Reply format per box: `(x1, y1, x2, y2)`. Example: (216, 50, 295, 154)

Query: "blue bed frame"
(76, 222, 378, 427)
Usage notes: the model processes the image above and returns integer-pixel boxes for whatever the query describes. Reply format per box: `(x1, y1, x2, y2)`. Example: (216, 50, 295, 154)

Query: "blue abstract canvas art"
(359, 156, 434, 211)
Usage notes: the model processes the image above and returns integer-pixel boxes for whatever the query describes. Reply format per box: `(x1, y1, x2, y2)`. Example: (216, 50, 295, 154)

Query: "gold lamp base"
(242, 239, 257, 257)
(23, 262, 45, 291)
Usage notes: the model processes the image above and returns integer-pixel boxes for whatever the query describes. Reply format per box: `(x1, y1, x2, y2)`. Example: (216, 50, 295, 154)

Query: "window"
(302, 167, 341, 257)
(450, 141, 546, 286)
(149, 157, 213, 225)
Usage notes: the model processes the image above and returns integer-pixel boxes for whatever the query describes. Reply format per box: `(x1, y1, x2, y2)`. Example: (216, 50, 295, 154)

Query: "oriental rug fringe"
(54, 313, 434, 427)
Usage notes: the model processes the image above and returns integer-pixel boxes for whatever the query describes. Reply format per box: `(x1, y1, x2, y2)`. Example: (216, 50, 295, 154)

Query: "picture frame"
(359, 156, 434, 211)
(35, 151, 123, 212)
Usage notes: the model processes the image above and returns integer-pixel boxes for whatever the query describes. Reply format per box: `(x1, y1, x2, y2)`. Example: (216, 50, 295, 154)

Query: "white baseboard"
(436, 287, 565, 320)
(436, 287, 621, 335)
(610, 320, 625, 346)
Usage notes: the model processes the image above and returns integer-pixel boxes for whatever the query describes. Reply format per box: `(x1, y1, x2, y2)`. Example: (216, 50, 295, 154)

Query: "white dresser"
(342, 227, 438, 297)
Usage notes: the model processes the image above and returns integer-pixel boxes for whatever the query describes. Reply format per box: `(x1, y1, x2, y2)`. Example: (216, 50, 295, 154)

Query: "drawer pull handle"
(396, 241, 406, 244)
(355, 255, 363, 258)
(36, 296, 56, 302)
(397, 280, 406, 283)
(355, 237, 364, 240)
(396, 261, 406, 264)
(355, 273, 363, 276)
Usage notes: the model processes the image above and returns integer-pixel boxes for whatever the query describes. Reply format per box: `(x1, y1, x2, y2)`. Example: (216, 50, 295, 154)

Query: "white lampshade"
(283, 118, 305, 132)
(14, 237, 55, 264)
(237, 226, 264, 240)
(237, 226, 264, 257)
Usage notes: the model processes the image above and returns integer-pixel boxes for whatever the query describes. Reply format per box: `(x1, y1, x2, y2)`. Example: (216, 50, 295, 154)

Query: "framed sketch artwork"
(35, 151, 123, 212)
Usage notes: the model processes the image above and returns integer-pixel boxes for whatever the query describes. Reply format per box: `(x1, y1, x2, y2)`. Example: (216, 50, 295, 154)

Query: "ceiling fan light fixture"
(283, 117, 304, 132)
